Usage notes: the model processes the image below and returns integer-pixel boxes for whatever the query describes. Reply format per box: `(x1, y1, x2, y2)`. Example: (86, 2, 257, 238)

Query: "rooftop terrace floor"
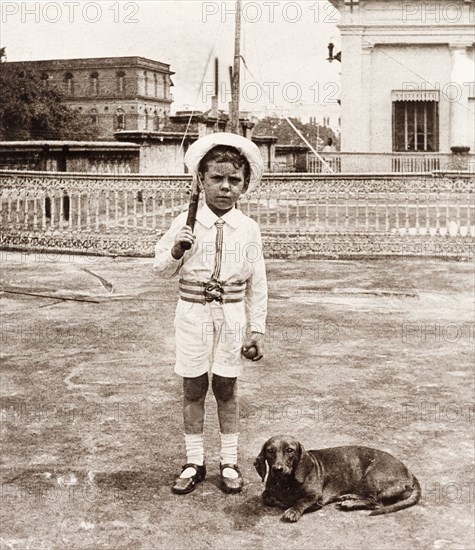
(1, 253, 473, 549)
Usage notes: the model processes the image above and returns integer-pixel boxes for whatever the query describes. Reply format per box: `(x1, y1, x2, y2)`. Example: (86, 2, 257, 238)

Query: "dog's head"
(254, 435, 314, 484)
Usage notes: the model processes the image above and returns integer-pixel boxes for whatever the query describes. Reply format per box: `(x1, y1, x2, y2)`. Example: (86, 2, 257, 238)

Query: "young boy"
(153, 132, 267, 494)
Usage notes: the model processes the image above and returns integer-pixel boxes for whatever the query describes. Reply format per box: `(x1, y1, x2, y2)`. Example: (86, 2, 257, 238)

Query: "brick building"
(6, 57, 174, 140)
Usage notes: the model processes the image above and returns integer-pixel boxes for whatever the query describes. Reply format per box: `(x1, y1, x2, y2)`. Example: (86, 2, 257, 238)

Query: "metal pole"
(230, 0, 242, 135)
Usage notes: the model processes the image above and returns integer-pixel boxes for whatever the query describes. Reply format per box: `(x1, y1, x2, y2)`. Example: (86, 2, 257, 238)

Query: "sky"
(0, 0, 342, 117)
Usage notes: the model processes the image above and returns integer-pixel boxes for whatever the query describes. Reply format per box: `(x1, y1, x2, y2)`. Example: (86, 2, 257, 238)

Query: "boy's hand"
(241, 332, 264, 361)
(171, 225, 195, 259)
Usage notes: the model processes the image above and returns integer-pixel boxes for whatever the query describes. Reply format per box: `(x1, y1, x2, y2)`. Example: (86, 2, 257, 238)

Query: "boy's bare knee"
(183, 374, 209, 402)
(212, 374, 237, 402)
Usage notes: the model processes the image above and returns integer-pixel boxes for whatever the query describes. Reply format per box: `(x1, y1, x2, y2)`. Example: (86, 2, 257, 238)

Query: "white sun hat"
(184, 132, 264, 194)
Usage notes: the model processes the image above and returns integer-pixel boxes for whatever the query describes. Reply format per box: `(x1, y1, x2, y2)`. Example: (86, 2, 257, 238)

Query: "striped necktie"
(211, 219, 224, 280)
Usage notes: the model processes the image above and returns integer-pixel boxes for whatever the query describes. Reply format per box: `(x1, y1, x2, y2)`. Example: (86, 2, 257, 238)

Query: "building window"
(162, 74, 167, 98)
(116, 71, 125, 94)
(90, 108, 98, 125)
(154, 73, 158, 97)
(144, 71, 148, 95)
(393, 101, 439, 152)
(64, 72, 74, 95)
(41, 72, 50, 89)
(114, 108, 126, 130)
(90, 72, 99, 95)
(144, 108, 149, 130)
(153, 110, 160, 130)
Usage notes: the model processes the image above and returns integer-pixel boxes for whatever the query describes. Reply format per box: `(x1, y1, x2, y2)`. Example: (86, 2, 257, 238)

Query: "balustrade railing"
(0, 170, 473, 259)
(306, 152, 474, 174)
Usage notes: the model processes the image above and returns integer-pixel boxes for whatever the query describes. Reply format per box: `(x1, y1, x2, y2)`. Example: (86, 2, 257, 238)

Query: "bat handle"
(181, 192, 199, 250)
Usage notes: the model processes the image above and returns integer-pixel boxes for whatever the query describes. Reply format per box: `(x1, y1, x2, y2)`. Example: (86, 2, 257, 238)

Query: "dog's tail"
(369, 474, 421, 516)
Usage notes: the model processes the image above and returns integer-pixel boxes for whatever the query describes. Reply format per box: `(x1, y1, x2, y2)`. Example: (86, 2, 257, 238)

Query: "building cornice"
(339, 25, 475, 33)
(332, 0, 474, 29)
(339, 26, 475, 47)
(330, 0, 474, 9)
(63, 96, 173, 105)
(6, 57, 175, 75)
(114, 131, 199, 143)
(251, 136, 279, 144)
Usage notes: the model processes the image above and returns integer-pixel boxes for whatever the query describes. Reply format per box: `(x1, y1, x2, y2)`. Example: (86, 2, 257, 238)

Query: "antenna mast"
(229, 0, 242, 135)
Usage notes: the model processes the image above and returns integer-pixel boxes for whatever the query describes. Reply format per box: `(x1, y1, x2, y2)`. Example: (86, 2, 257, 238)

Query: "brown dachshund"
(254, 435, 421, 522)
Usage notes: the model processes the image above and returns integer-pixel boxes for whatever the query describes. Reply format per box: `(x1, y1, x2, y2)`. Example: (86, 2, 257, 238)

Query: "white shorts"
(174, 299, 246, 378)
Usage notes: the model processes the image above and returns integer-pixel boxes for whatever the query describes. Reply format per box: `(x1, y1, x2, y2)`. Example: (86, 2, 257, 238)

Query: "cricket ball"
(242, 346, 258, 360)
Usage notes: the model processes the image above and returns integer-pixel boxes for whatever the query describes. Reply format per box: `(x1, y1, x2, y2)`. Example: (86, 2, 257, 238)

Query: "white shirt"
(153, 203, 268, 333)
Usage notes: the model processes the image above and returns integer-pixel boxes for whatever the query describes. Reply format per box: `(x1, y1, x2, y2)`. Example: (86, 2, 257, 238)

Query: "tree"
(253, 116, 338, 149)
(0, 63, 99, 140)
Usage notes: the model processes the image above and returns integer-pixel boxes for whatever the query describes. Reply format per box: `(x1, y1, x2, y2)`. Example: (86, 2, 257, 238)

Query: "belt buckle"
(204, 279, 224, 303)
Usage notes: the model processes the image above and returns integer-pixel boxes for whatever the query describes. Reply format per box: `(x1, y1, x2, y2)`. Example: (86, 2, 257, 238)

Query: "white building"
(330, 0, 475, 156)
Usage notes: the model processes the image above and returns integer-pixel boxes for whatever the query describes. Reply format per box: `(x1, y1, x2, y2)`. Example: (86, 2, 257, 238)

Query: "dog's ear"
(254, 444, 267, 481)
(294, 442, 314, 484)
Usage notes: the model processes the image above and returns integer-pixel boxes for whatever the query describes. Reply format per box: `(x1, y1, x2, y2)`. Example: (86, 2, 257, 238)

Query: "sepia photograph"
(0, 1, 474, 548)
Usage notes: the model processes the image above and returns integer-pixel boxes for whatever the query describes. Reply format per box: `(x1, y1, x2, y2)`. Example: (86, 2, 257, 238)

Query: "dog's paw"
(282, 508, 302, 522)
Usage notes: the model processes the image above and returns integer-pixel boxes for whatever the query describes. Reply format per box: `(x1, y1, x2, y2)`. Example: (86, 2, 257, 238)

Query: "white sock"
(180, 433, 204, 478)
(220, 432, 239, 479)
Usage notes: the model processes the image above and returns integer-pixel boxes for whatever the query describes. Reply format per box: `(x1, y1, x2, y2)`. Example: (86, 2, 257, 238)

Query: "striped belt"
(179, 279, 247, 304)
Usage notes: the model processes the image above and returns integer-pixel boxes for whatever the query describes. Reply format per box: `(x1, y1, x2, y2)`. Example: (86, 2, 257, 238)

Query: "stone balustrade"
(306, 152, 475, 174)
(0, 170, 473, 259)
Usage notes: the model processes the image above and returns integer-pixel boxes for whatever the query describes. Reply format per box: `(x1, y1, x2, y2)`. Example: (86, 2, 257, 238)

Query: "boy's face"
(200, 160, 247, 217)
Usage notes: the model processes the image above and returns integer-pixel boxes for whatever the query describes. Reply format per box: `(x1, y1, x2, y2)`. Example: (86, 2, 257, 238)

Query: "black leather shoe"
(220, 463, 243, 494)
(172, 463, 206, 494)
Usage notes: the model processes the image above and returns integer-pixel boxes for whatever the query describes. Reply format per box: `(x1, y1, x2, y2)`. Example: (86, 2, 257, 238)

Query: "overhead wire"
(239, 52, 334, 172)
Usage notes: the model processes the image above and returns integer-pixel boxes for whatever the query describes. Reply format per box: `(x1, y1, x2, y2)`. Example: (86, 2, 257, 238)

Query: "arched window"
(144, 107, 149, 130)
(41, 72, 50, 89)
(162, 74, 167, 98)
(116, 71, 125, 94)
(153, 110, 160, 130)
(90, 72, 99, 95)
(64, 72, 74, 95)
(143, 71, 148, 95)
(114, 108, 126, 130)
(90, 108, 98, 125)
(154, 73, 158, 97)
